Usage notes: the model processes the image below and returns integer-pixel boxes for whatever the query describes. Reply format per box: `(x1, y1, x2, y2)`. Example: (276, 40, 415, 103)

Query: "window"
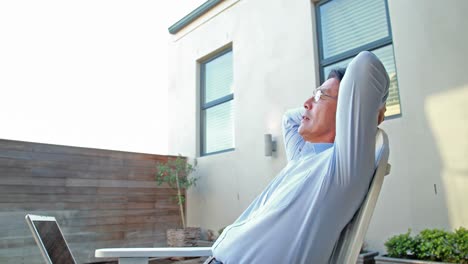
(316, 0, 401, 117)
(200, 48, 234, 156)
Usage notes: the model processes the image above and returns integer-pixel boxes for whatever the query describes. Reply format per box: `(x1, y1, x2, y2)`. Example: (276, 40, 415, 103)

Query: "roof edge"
(168, 0, 223, 34)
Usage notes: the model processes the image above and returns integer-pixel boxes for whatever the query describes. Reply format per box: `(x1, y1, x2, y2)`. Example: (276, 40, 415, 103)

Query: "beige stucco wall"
(366, 0, 468, 251)
(168, 0, 468, 253)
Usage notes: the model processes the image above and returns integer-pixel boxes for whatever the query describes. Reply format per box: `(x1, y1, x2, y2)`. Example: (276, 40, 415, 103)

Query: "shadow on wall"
(425, 84, 468, 228)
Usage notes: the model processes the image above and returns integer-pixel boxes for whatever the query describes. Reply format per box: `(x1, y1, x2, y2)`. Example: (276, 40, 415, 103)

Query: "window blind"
(317, 0, 401, 116)
(320, 0, 390, 59)
(204, 51, 233, 104)
(201, 49, 234, 155)
(203, 100, 235, 154)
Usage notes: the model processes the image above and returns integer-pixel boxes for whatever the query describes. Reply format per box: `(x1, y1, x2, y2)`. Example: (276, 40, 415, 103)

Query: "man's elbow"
(353, 51, 383, 73)
(349, 51, 390, 99)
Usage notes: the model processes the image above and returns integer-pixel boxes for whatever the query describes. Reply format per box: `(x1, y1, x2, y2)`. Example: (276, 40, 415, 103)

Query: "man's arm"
(333, 51, 389, 185)
(282, 108, 306, 161)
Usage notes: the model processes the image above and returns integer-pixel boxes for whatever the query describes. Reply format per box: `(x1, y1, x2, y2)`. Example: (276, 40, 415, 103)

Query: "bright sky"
(0, 1, 205, 154)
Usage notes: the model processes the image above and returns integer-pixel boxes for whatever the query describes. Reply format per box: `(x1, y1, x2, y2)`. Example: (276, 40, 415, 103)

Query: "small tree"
(155, 155, 197, 228)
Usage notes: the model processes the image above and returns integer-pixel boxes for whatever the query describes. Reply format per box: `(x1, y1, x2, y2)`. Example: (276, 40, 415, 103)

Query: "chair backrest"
(329, 129, 391, 264)
(25, 214, 77, 264)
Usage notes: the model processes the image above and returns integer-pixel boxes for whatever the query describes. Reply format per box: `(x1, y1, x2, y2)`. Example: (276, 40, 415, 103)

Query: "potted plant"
(156, 155, 199, 247)
(375, 227, 467, 264)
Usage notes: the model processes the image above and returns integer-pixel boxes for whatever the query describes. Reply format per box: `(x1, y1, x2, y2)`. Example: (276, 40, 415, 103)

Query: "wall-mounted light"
(264, 134, 277, 157)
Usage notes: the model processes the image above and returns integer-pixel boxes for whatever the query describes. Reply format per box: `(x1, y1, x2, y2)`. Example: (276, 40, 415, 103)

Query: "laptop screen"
(32, 219, 76, 264)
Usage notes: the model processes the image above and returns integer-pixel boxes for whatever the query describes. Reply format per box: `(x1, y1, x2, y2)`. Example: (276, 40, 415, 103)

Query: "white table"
(95, 247, 213, 264)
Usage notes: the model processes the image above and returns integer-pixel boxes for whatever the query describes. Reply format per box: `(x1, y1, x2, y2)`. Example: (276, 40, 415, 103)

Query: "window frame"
(200, 47, 235, 157)
(315, 0, 401, 119)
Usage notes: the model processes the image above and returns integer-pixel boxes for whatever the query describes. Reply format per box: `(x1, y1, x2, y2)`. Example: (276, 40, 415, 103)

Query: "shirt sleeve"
(282, 107, 306, 161)
(333, 51, 390, 186)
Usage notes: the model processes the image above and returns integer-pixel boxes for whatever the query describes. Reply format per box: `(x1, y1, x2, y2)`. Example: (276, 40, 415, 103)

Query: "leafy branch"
(156, 155, 198, 229)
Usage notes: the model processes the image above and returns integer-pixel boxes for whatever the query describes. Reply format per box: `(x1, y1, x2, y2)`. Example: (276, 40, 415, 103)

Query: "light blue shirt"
(212, 51, 390, 264)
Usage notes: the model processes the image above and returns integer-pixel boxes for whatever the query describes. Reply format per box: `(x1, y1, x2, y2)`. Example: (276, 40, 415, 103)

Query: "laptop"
(25, 214, 77, 264)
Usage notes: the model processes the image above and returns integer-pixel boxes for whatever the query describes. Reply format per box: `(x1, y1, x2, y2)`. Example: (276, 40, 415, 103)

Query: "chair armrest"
(95, 247, 213, 258)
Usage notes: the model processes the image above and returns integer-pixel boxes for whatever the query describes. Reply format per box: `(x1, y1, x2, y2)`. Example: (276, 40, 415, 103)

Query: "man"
(208, 51, 389, 264)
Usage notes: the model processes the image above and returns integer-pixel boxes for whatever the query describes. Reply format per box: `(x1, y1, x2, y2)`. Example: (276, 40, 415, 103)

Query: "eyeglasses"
(312, 87, 338, 103)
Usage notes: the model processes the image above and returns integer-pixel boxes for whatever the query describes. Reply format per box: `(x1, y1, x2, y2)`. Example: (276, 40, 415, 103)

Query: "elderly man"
(208, 51, 389, 264)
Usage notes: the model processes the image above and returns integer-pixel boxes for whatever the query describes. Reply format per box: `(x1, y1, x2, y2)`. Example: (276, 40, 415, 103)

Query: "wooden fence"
(0, 139, 183, 264)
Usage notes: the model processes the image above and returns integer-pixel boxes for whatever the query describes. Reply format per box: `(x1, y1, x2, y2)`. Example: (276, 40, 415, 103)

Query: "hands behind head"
(377, 104, 387, 125)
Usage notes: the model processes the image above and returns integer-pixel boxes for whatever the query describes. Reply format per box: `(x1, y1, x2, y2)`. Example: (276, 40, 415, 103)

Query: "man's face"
(299, 78, 340, 143)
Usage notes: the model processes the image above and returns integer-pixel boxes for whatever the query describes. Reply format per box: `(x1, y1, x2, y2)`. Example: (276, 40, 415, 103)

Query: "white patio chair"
(95, 129, 390, 264)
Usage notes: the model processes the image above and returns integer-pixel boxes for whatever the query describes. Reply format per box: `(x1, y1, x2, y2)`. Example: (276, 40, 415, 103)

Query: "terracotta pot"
(166, 227, 201, 247)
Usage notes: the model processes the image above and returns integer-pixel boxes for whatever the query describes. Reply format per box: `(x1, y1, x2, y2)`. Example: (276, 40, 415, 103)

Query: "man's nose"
(304, 97, 314, 110)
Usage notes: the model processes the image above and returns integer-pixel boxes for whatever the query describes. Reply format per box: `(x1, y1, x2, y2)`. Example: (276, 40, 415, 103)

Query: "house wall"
(168, 0, 468, 253)
(0, 139, 182, 264)
(366, 0, 468, 250)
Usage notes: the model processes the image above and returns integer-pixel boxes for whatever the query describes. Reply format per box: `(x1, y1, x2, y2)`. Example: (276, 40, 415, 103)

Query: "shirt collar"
(302, 142, 333, 155)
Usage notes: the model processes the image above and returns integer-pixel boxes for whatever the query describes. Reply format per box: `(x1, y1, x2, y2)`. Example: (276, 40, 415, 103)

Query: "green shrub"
(449, 227, 468, 264)
(414, 228, 452, 262)
(385, 227, 468, 263)
(384, 229, 416, 259)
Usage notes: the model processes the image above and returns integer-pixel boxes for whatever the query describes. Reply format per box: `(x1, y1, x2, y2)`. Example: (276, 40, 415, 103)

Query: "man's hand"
(378, 104, 387, 125)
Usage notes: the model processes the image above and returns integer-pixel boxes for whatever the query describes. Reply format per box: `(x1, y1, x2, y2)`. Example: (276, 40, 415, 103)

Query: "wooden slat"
(0, 139, 184, 263)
